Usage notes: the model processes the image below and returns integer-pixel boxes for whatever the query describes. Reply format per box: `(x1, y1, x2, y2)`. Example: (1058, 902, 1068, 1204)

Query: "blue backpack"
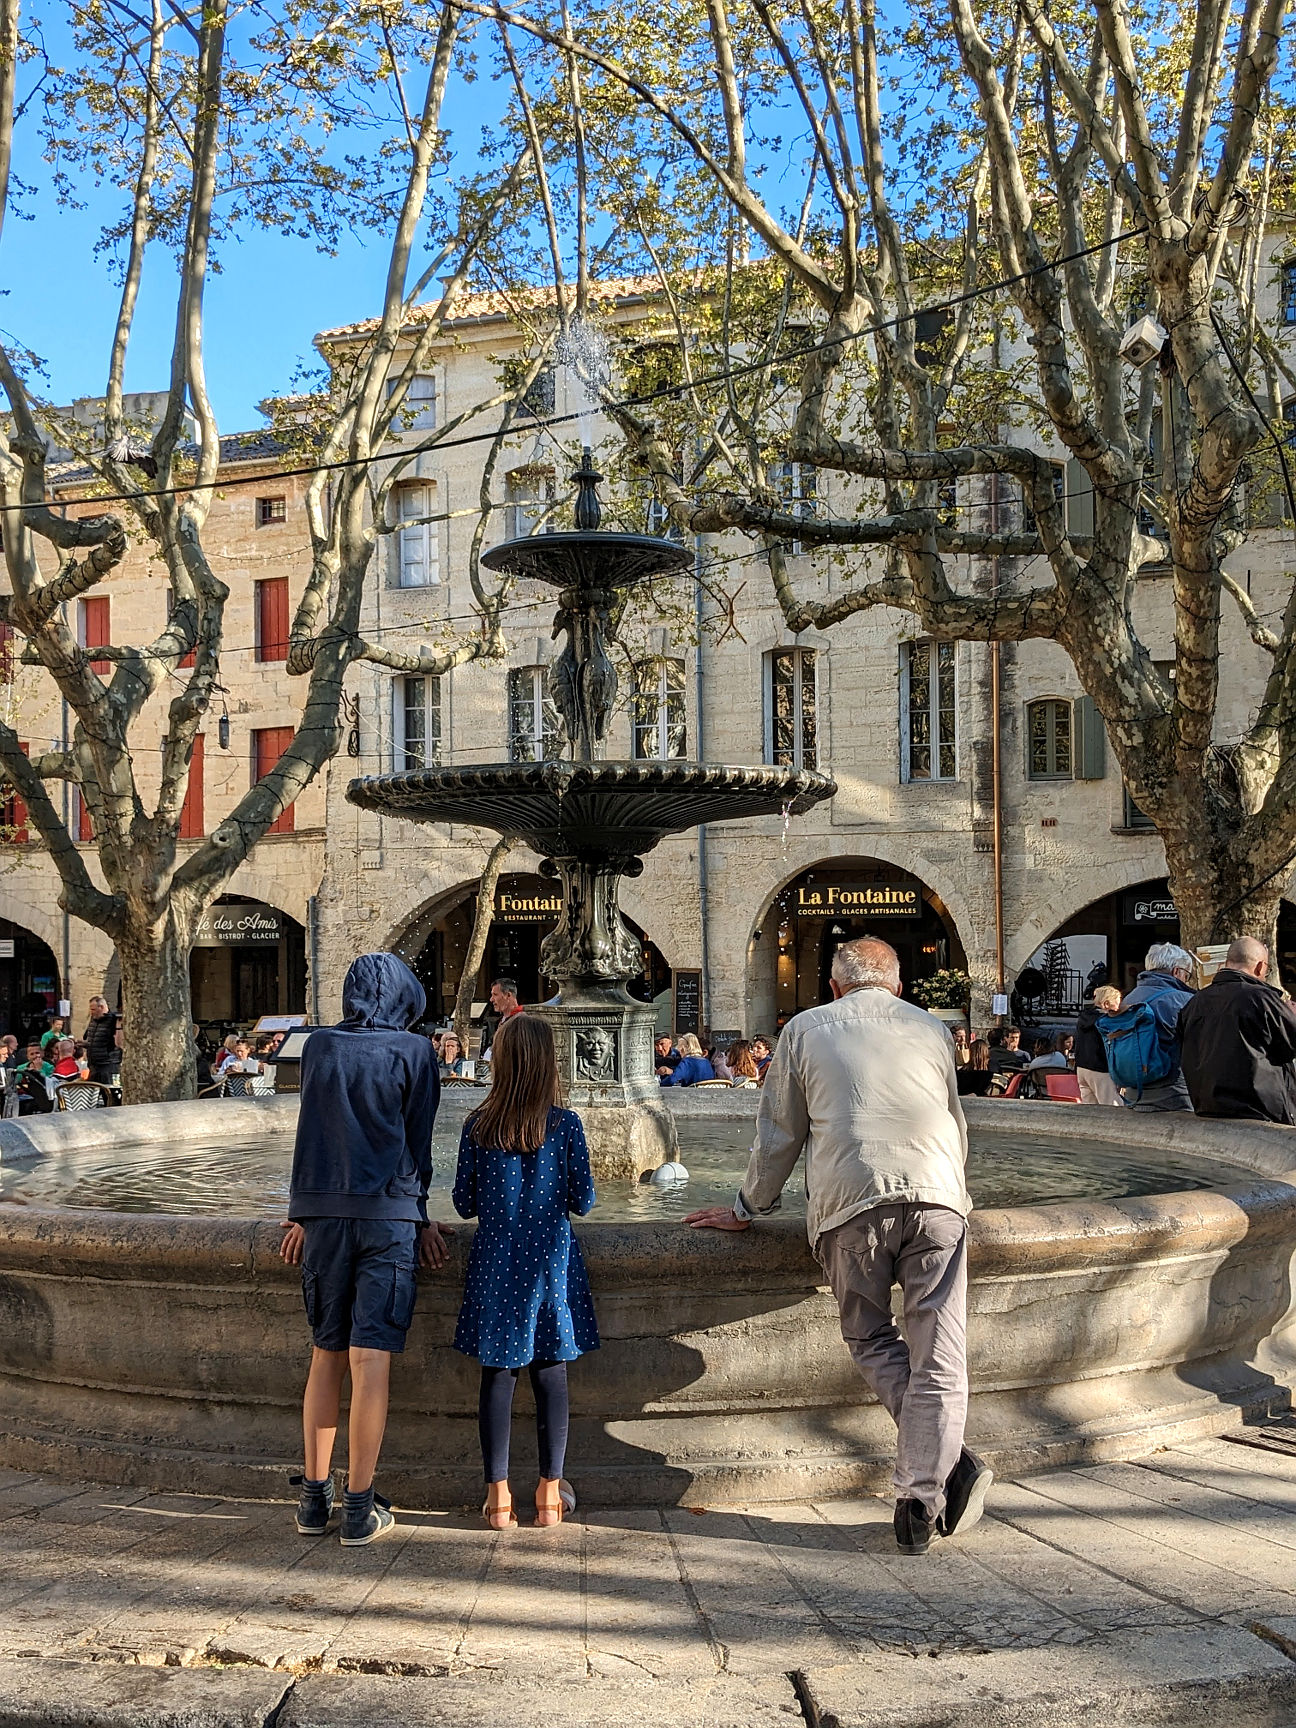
(1097, 1004, 1174, 1096)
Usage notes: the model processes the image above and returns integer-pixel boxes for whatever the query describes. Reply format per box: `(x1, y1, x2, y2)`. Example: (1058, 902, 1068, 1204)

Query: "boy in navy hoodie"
(279, 952, 447, 1544)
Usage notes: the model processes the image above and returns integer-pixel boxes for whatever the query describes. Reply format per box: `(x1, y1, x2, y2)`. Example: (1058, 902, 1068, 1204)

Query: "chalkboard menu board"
(673, 969, 702, 1037)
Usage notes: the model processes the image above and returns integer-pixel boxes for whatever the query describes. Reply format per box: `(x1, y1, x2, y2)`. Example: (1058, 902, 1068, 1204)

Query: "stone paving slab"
(0, 1442, 1292, 1723)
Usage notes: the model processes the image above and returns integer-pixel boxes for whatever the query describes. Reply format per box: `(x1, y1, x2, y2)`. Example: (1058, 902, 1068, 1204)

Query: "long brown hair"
(467, 1014, 561, 1153)
(726, 1039, 758, 1079)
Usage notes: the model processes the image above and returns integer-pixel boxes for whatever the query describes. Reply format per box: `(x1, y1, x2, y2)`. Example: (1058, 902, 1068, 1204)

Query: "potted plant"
(908, 969, 972, 1029)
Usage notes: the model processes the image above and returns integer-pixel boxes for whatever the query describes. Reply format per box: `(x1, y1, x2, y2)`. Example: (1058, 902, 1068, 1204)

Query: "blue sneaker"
(340, 1487, 394, 1546)
(290, 1474, 334, 1536)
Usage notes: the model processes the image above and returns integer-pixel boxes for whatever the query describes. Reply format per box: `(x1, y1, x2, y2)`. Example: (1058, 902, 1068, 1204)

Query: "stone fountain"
(346, 452, 836, 1176)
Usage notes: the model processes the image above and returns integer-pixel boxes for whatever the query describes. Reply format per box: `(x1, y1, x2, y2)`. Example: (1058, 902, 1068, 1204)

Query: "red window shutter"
(76, 789, 93, 843)
(179, 733, 205, 839)
(82, 597, 111, 674)
(253, 725, 295, 834)
(4, 741, 29, 844)
(255, 578, 290, 663)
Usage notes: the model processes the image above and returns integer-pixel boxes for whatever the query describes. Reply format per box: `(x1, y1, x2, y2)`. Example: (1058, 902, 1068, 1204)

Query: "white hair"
(831, 937, 901, 992)
(1145, 942, 1194, 977)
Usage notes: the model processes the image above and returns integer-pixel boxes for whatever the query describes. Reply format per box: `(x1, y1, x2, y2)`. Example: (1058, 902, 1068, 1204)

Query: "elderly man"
(1115, 942, 1196, 1111)
(686, 936, 990, 1557)
(1178, 937, 1296, 1122)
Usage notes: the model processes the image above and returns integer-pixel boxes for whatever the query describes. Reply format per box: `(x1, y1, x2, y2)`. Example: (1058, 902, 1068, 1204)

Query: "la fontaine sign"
(794, 880, 922, 919)
(494, 888, 563, 925)
(193, 903, 282, 947)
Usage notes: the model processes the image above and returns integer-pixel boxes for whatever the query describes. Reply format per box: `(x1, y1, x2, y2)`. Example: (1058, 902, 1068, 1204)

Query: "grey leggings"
(479, 1360, 569, 1484)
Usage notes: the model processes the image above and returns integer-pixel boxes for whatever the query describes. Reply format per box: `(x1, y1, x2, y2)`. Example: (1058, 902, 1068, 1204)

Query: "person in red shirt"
(51, 1037, 81, 1079)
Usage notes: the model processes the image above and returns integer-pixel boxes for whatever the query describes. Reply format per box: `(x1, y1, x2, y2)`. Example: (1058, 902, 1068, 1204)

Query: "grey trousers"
(816, 1202, 968, 1519)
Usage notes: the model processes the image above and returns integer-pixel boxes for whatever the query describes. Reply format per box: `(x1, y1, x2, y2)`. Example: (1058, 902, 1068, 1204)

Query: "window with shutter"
(179, 733, 205, 838)
(1026, 699, 1073, 778)
(255, 578, 290, 662)
(2, 741, 29, 843)
(396, 484, 439, 586)
(75, 788, 93, 843)
(80, 596, 111, 674)
(253, 726, 295, 834)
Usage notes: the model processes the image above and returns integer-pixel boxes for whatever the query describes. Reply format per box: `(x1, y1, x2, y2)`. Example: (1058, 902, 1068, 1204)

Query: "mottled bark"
(115, 915, 199, 1105)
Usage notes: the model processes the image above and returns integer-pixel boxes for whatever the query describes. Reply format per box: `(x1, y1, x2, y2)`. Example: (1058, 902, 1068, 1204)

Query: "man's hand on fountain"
(684, 1207, 751, 1232)
(278, 1222, 305, 1264)
(418, 1222, 455, 1269)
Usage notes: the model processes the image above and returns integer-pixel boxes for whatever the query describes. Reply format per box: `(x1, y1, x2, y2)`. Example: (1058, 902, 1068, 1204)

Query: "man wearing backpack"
(1103, 943, 1196, 1111)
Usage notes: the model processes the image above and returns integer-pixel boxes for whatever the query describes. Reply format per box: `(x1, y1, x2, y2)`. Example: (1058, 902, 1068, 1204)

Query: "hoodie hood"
(340, 952, 426, 1031)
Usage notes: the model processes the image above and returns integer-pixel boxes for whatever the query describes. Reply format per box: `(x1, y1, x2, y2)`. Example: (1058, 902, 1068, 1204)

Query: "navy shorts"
(300, 1219, 418, 1353)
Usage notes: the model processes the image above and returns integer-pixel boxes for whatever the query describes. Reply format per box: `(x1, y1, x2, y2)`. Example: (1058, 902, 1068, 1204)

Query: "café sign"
(193, 903, 282, 947)
(494, 888, 562, 925)
(794, 879, 921, 919)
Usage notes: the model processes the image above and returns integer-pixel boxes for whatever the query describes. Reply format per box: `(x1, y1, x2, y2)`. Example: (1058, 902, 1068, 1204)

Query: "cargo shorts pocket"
(302, 1269, 321, 1329)
(386, 1265, 417, 1332)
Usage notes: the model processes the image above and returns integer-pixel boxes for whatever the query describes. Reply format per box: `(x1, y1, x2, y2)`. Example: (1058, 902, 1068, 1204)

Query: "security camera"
(1119, 315, 1168, 369)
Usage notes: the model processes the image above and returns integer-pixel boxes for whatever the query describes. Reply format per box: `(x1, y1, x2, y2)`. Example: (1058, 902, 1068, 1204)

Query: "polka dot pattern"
(452, 1106, 601, 1370)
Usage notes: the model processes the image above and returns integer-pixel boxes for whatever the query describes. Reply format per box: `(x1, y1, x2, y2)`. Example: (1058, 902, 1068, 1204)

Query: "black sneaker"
(894, 1498, 936, 1556)
(290, 1473, 334, 1537)
(340, 1488, 395, 1546)
(940, 1447, 993, 1539)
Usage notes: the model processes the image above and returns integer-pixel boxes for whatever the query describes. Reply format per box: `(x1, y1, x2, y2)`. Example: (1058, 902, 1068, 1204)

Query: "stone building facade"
(0, 404, 325, 1038)
(311, 284, 1295, 1037)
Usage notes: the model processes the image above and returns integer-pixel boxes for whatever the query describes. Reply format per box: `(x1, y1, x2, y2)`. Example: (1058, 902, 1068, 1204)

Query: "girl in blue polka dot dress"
(452, 1013, 598, 1529)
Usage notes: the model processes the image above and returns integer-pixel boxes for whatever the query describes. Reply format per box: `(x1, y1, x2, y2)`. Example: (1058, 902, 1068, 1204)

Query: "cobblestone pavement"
(1, 1435, 1296, 1725)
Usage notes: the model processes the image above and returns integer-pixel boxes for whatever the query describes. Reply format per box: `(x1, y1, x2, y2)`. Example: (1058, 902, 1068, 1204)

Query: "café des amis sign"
(793, 879, 922, 919)
(193, 902, 282, 947)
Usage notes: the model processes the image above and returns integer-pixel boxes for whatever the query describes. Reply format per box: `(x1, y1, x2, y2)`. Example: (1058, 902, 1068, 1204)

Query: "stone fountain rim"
(346, 758, 838, 797)
(1, 1098, 1292, 1283)
(480, 528, 694, 583)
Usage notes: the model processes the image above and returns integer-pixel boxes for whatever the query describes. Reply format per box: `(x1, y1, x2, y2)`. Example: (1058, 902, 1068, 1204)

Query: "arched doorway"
(751, 859, 967, 1028)
(0, 916, 62, 1044)
(189, 895, 307, 1034)
(1025, 877, 1296, 1003)
(397, 871, 670, 1023)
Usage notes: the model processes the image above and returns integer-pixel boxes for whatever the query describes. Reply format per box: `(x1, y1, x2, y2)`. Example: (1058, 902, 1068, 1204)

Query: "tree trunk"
(1161, 829, 1285, 957)
(116, 918, 199, 1104)
(453, 837, 514, 1050)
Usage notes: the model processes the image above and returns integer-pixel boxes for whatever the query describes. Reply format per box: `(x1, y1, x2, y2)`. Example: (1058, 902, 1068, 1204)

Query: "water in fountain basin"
(0, 1095, 1258, 1221)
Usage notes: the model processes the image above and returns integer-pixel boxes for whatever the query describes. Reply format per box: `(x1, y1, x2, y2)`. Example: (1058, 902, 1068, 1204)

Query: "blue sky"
(1, 69, 505, 433)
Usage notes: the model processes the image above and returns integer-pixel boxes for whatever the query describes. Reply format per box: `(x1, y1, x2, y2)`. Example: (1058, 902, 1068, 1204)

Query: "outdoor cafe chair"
(55, 1079, 114, 1111)
(1042, 1072, 1082, 1103)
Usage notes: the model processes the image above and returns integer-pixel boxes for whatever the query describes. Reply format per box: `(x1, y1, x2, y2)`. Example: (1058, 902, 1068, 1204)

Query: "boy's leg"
(303, 1347, 348, 1479)
(346, 1348, 392, 1493)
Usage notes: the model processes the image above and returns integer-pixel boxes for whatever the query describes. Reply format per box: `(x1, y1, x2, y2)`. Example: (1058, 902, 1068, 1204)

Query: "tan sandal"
(482, 1494, 517, 1530)
(535, 1479, 576, 1528)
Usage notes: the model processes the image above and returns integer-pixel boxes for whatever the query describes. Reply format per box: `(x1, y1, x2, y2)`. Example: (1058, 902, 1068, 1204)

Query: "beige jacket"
(734, 987, 970, 1245)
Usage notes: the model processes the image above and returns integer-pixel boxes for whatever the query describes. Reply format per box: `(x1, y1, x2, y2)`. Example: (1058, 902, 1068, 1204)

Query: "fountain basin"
(346, 759, 835, 856)
(0, 1100, 1292, 1505)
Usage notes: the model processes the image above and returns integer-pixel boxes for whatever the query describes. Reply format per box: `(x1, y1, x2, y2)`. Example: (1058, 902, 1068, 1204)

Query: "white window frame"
(393, 674, 443, 770)
(772, 460, 818, 555)
(763, 647, 818, 769)
(900, 639, 957, 783)
(394, 482, 439, 588)
(632, 657, 687, 760)
(387, 372, 437, 431)
(505, 468, 554, 539)
(508, 666, 564, 761)
(1026, 697, 1074, 781)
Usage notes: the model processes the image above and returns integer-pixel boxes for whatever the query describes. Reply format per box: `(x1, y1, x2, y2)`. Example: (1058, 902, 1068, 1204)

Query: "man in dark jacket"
(279, 953, 449, 1546)
(1178, 938, 1296, 1122)
(82, 995, 119, 1085)
(1117, 944, 1196, 1111)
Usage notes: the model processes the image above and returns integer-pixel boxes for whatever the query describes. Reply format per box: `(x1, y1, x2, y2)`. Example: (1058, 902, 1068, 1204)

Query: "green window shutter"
(1074, 695, 1106, 779)
(1065, 459, 1093, 539)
